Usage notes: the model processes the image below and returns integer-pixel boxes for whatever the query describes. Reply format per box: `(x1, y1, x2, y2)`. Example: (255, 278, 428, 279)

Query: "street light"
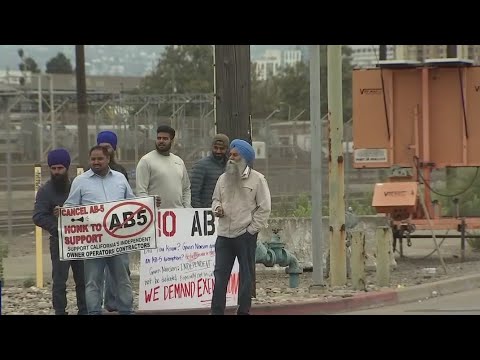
(262, 108, 280, 181)
(262, 108, 280, 139)
(264, 108, 280, 122)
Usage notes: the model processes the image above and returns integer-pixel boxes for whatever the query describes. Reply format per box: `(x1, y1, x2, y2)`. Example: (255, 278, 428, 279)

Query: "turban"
(97, 131, 118, 150)
(47, 148, 71, 169)
(230, 139, 255, 166)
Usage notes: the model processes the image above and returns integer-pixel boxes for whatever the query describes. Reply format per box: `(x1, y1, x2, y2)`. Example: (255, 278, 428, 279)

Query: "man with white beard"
(210, 139, 271, 315)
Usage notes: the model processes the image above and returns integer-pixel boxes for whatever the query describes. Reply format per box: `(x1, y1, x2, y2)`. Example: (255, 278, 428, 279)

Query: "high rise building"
(253, 49, 303, 80)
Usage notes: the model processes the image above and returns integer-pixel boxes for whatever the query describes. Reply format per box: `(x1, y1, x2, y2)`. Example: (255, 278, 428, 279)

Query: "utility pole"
(309, 45, 325, 288)
(4, 98, 13, 242)
(445, 44, 457, 201)
(379, 45, 387, 61)
(446, 44, 457, 58)
(37, 74, 43, 162)
(213, 45, 251, 142)
(327, 45, 347, 286)
(213, 45, 254, 296)
(49, 75, 56, 149)
(75, 45, 89, 169)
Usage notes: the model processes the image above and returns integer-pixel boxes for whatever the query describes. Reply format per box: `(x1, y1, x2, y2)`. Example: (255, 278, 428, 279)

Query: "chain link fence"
(0, 74, 393, 279)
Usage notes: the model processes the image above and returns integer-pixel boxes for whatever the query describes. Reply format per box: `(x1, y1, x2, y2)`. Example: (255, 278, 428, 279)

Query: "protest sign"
(139, 208, 239, 311)
(58, 196, 157, 260)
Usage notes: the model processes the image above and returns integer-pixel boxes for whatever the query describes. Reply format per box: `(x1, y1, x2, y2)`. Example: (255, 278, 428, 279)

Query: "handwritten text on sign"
(139, 208, 239, 311)
(58, 196, 157, 260)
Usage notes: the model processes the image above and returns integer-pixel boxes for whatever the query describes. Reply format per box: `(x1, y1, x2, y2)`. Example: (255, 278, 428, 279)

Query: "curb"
(396, 273, 480, 304)
(135, 274, 480, 315)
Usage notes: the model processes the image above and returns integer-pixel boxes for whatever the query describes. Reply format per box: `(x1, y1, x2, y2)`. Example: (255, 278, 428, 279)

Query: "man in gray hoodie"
(33, 148, 87, 315)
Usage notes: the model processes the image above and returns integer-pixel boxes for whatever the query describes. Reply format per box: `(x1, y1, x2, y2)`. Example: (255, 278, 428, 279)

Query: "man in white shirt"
(135, 125, 191, 209)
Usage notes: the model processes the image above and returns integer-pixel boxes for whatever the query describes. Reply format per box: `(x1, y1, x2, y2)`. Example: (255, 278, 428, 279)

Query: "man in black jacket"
(190, 134, 229, 208)
(96, 130, 131, 312)
(32, 148, 87, 315)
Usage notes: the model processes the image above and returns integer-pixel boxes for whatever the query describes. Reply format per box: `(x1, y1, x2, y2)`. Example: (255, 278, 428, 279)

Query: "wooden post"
(214, 45, 251, 142)
(327, 45, 346, 286)
(351, 230, 366, 290)
(34, 164, 43, 288)
(376, 226, 391, 287)
(214, 45, 254, 297)
(75, 45, 89, 169)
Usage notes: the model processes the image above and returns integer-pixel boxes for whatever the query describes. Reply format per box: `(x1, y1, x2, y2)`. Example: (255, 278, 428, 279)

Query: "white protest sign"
(58, 196, 157, 260)
(139, 208, 239, 311)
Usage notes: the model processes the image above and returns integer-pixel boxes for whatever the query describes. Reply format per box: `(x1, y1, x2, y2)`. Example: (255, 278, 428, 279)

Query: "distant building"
(394, 45, 480, 64)
(253, 49, 303, 80)
(349, 45, 395, 68)
(0, 70, 27, 85)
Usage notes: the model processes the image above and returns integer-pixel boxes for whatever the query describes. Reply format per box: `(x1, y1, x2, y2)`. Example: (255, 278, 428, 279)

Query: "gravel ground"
(3, 251, 480, 315)
(3, 225, 480, 314)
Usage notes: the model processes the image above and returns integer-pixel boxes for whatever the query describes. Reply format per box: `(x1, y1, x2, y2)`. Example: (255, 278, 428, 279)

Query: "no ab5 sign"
(59, 196, 158, 260)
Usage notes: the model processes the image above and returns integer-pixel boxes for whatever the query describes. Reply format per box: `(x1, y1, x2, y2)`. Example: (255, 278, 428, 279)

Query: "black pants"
(211, 232, 257, 315)
(50, 238, 87, 315)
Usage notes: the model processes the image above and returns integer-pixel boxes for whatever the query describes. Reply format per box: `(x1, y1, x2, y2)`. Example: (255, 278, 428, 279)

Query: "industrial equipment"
(352, 58, 480, 260)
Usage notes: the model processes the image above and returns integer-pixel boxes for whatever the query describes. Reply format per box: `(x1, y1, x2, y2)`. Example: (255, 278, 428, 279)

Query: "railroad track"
(0, 210, 34, 232)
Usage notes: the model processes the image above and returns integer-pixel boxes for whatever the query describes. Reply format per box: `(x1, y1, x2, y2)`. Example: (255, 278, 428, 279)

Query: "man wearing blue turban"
(33, 148, 87, 315)
(210, 139, 272, 315)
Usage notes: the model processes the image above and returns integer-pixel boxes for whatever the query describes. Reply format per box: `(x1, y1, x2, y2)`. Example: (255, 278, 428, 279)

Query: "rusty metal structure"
(352, 58, 480, 260)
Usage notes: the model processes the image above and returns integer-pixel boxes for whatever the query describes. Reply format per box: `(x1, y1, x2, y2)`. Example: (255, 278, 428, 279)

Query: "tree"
(142, 45, 213, 94)
(46, 52, 73, 74)
(142, 45, 355, 122)
(251, 45, 354, 122)
(275, 61, 310, 120)
(19, 56, 40, 73)
(250, 62, 281, 118)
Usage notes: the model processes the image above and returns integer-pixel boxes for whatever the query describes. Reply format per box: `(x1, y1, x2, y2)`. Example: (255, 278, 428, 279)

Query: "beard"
(51, 173, 70, 193)
(224, 158, 247, 192)
(156, 142, 171, 155)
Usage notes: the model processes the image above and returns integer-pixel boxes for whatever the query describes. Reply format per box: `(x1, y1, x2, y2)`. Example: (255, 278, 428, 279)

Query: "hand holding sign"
(214, 206, 224, 218)
(59, 196, 157, 260)
(54, 206, 60, 217)
(155, 196, 162, 208)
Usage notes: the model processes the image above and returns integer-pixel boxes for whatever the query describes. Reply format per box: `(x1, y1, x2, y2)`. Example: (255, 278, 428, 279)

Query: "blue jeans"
(103, 256, 131, 311)
(84, 254, 133, 315)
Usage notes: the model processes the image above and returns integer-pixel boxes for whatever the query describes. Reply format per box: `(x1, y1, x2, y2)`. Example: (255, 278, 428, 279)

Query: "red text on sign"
(61, 207, 88, 217)
(64, 225, 89, 234)
(143, 273, 239, 303)
(90, 204, 104, 213)
(157, 211, 177, 237)
(64, 234, 103, 245)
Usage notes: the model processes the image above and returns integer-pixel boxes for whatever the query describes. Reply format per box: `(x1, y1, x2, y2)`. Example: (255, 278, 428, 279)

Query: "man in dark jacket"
(96, 130, 131, 313)
(190, 134, 230, 208)
(32, 148, 87, 315)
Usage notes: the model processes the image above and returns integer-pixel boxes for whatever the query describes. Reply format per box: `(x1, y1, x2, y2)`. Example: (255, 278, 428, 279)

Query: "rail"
(0, 210, 34, 232)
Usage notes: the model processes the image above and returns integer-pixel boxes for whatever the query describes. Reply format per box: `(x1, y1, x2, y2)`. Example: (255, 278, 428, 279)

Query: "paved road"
(339, 288, 480, 315)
